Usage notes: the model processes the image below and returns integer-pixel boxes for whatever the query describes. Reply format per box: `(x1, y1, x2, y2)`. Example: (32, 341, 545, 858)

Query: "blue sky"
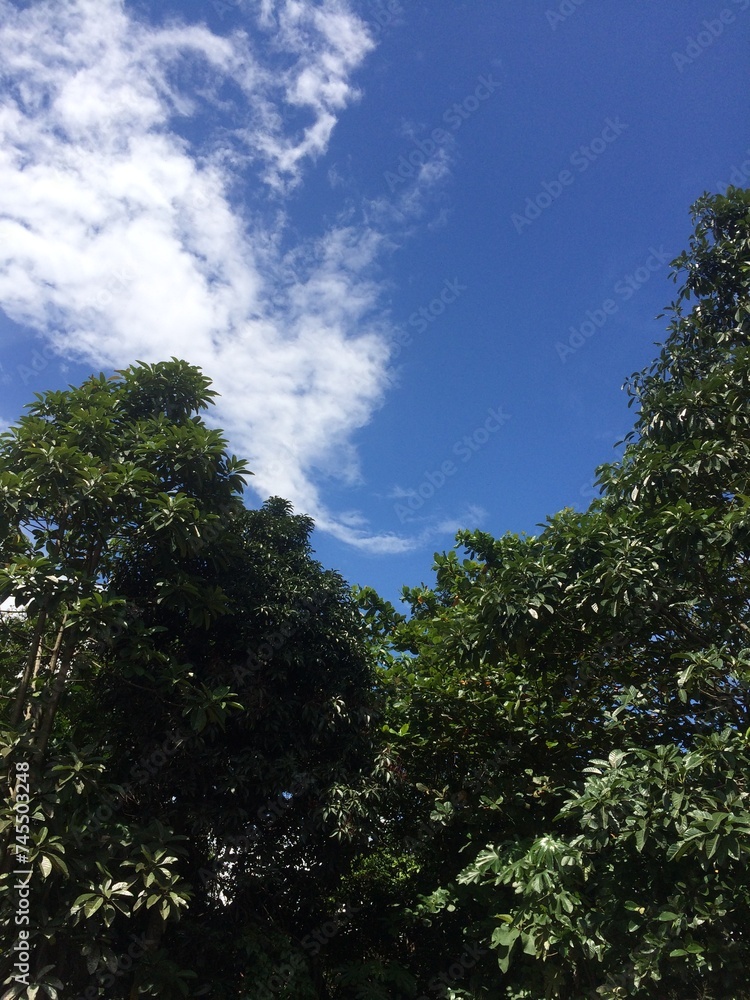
(0, 0, 747, 605)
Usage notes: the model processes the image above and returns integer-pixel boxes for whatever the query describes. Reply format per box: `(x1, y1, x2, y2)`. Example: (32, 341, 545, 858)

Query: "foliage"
(336, 188, 750, 999)
(0, 360, 375, 998)
(2, 187, 750, 999)
(1, 359, 245, 997)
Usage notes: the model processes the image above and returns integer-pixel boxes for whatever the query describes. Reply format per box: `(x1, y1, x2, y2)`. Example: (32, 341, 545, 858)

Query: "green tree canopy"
(0, 360, 375, 999)
(336, 188, 750, 1000)
(2, 187, 749, 1000)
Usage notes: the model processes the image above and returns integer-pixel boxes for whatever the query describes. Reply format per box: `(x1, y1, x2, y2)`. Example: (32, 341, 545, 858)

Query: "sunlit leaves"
(356, 189, 750, 999)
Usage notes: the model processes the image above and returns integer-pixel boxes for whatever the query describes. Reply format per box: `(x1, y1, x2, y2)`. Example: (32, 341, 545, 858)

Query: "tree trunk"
(34, 619, 75, 765)
(10, 606, 48, 727)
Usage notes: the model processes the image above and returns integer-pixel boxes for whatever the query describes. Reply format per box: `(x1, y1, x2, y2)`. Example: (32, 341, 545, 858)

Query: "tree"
(0, 360, 376, 998)
(96, 496, 377, 999)
(342, 188, 750, 999)
(0, 359, 248, 997)
(3, 186, 748, 1000)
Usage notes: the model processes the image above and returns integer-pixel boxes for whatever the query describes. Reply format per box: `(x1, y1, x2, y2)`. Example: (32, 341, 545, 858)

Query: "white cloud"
(0, 0, 460, 555)
(0, 0, 385, 548)
(387, 485, 418, 500)
(434, 505, 487, 536)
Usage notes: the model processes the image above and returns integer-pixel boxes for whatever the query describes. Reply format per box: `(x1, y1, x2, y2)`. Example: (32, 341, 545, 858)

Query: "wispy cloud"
(382, 501, 488, 549)
(0, 0, 460, 554)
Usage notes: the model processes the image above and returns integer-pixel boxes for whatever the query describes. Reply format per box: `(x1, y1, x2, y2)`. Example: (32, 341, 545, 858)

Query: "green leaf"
(84, 896, 104, 918)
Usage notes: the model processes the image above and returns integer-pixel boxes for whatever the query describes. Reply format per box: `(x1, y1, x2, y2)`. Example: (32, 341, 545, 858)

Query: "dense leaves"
(328, 189, 750, 999)
(1, 188, 749, 998)
(0, 361, 375, 998)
